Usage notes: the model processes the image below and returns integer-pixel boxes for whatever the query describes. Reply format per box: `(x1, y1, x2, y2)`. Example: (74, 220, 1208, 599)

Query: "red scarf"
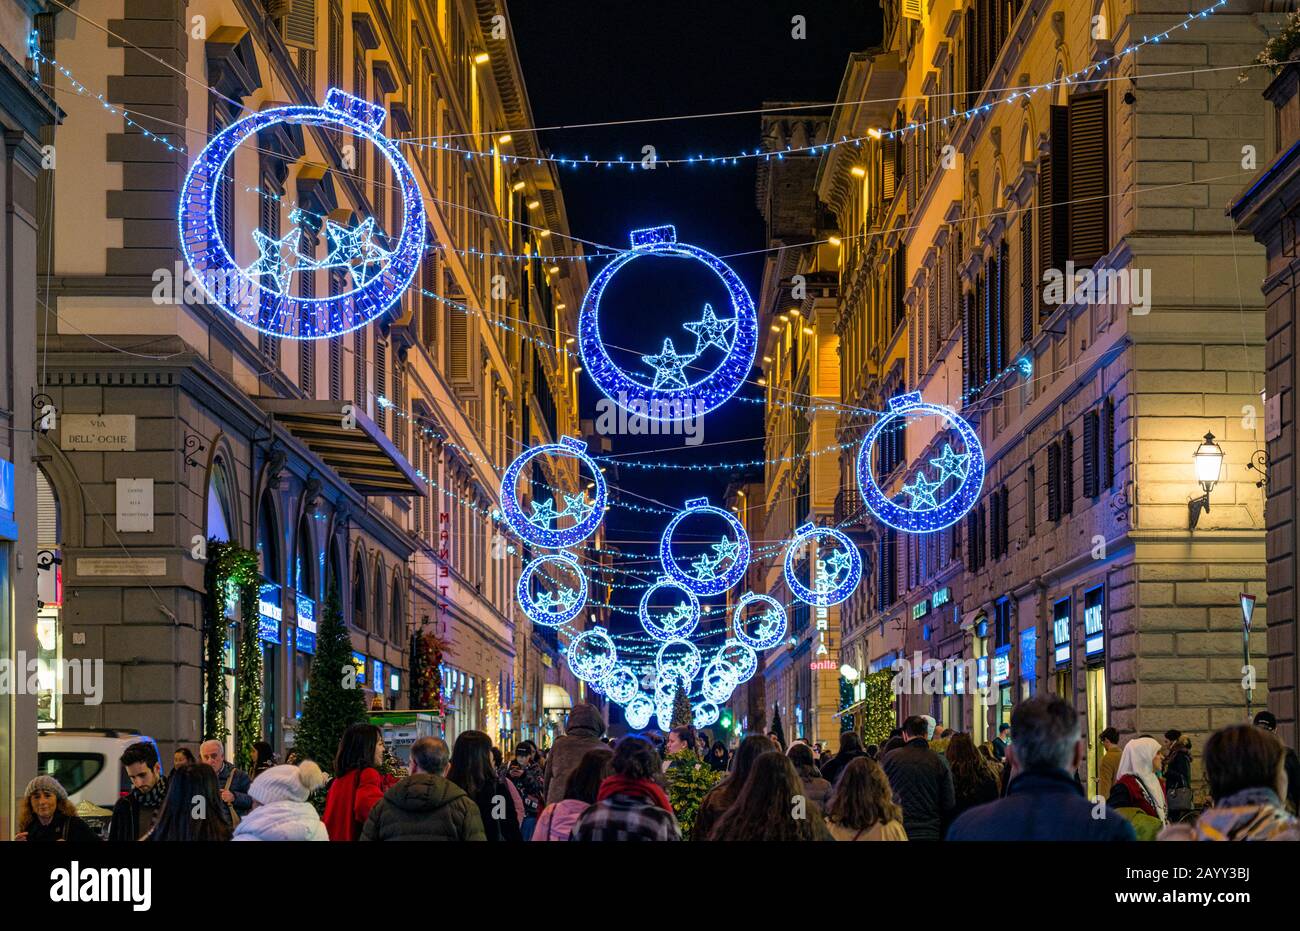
(597, 774, 672, 813)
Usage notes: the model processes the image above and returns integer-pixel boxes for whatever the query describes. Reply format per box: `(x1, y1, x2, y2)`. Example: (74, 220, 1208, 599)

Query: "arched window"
(373, 556, 387, 641)
(257, 492, 280, 584)
(294, 517, 315, 600)
(207, 461, 234, 543)
(326, 538, 344, 608)
(352, 548, 368, 631)
(390, 571, 404, 643)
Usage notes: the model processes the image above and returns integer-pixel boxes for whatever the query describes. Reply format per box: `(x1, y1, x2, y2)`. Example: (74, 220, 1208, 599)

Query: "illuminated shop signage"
(1020, 626, 1038, 681)
(351, 651, 367, 684)
(912, 600, 929, 621)
(258, 583, 282, 643)
(374, 660, 385, 692)
(991, 645, 1011, 685)
(1084, 585, 1105, 658)
(976, 655, 989, 690)
(295, 594, 316, 654)
(932, 587, 950, 608)
(1053, 598, 1072, 666)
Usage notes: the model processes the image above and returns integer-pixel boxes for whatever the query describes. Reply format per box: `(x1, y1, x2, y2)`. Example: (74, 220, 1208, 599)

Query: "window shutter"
(1062, 430, 1075, 514)
(355, 327, 368, 411)
(1067, 91, 1110, 267)
(375, 339, 388, 431)
(329, 336, 342, 401)
(1039, 105, 1069, 315)
(1083, 409, 1100, 498)
(448, 309, 468, 382)
(1001, 485, 1010, 555)
(977, 504, 987, 569)
(961, 286, 972, 402)
(882, 137, 897, 202)
(894, 244, 907, 331)
(996, 240, 1008, 375)
(421, 253, 437, 353)
(1020, 210, 1033, 343)
(1047, 442, 1061, 522)
(1026, 464, 1036, 537)
(1104, 397, 1116, 490)
(282, 0, 317, 49)
(965, 10, 978, 110)
(967, 511, 978, 572)
(990, 489, 1002, 558)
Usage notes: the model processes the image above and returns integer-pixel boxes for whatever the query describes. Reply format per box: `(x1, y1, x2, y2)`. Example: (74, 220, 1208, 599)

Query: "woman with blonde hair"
(822, 756, 907, 841)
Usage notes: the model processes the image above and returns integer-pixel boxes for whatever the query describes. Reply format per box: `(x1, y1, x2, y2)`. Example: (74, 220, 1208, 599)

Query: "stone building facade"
(35, 0, 591, 762)
(820, 0, 1275, 796)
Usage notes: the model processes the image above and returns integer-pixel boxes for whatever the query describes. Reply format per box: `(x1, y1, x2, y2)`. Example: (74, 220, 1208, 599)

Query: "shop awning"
(256, 398, 426, 498)
(542, 683, 573, 711)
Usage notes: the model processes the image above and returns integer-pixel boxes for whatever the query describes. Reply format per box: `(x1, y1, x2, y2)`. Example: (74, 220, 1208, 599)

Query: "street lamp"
(1188, 431, 1225, 531)
(839, 663, 860, 681)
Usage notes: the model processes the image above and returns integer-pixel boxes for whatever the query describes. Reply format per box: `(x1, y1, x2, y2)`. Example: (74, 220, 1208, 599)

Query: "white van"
(36, 729, 162, 813)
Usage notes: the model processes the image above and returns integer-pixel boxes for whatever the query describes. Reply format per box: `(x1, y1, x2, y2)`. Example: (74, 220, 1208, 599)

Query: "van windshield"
(37, 752, 106, 795)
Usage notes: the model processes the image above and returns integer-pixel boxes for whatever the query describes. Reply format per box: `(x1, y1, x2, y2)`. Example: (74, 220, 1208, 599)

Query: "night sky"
(508, 1, 882, 618)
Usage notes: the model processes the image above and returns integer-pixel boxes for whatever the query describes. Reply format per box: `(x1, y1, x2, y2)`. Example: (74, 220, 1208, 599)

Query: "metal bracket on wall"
(1246, 449, 1269, 489)
(182, 432, 208, 471)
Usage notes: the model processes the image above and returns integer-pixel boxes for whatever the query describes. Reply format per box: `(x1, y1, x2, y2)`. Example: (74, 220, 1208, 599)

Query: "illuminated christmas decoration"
(732, 592, 788, 651)
(656, 638, 702, 688)
(499, 437, 607, 549)
(782, 522, 862, 607)
(179, 88, 426, 339)
(600, 665, 639, 704)
(716, 639, 757, 683)
(515, 553, 587, 627)
(659, 497, 750, 596)
(624, 692, 654, 730)
(692, 702, 720, 729)
(637, 576, 701, 641)
(700, 657, 739, 704)
(578, 225, 757, 421)
(855, 392, 986, 533)
(567, 627, 617, 683)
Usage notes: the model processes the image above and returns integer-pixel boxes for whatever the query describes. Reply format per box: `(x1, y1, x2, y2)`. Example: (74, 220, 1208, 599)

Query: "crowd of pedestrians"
(13, 698, 1300, 842)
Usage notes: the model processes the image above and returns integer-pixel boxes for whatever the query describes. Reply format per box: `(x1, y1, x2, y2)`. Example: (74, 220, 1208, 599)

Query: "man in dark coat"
(361, 737, 485, 841)
(199, 739, 252, 825)
(819, 731, 867, 787)
(1253, 711, 1300, 814)
(947, 695, 1136, 841)
(991, 722, 1011, 761)
(543, 702, 607, 805)
(881, 715, 955, 840)
(109, 741, 167, 841)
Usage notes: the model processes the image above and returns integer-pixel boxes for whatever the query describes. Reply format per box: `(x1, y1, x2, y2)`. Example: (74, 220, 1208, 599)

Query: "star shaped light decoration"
(534, 585, 579, 615)
(527, 497, 559, 529)
(900, 470, 943, 511)
(928, 443, 971, 486)
(665, 602, 696, 629)
(690, 552, 719, 581)
(682, 303, 736, 355)
(247, 228, 304, 295)
(317, 216, 391, 288)
(560, 492, 596, 525)
(822, 547, 853, 584)
(641, 338, 695, 390)
(710, 537, 740, 568)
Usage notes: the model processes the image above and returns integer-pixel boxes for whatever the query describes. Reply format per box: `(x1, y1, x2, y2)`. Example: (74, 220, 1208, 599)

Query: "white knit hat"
(249, 762, 325, 805)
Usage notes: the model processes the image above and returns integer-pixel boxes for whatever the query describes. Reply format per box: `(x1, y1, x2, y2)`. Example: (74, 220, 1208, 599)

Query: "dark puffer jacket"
(881, 738, 956, 841)
(359, 774, 486, 842)
(543, 703, 607, 805)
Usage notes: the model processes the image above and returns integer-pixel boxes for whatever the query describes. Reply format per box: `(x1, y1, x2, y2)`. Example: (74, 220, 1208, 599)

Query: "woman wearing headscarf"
(1110, 736, 1167, 835)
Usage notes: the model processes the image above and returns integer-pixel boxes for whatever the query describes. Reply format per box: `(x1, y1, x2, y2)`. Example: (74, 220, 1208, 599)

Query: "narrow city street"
(0, 0, 1298, 906)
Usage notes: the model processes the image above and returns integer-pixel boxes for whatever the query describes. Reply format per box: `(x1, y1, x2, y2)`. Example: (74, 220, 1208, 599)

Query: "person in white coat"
(233, 761, 329, 841)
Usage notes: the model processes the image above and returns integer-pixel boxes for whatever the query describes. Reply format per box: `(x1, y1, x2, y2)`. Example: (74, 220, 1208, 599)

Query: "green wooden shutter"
(1067, 91, 1110, 267)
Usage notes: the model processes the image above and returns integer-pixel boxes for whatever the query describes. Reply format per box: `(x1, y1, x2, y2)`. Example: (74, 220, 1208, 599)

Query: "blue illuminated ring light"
(731, 592, 788, 651)
(782, 522, 862, 607)
(717, 639, 757, 683)
(516, 553, 587, 627)
(601, 665, 639, 704)
(179, 89, 427, 339)
(692, 702, 721, 728)
(567, 626, 617, 683)
(578, 225, 758, 421)
(637, 576, 701, 641)
(855, 392, 986, 533)
(656, 637, 702, 686)
(659, 496, 751, 597)
(499, 436, 607, 549)
(624, 693, 653, 730)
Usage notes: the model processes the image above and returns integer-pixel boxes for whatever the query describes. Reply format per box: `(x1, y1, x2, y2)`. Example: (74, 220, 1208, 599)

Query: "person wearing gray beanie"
(16, 775, 100, 842)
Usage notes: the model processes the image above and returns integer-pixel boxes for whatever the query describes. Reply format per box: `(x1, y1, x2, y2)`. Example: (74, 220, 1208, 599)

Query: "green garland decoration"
(201, 540, 259, 745)
(233, 570, 263, 772)
(839, 675, 856, 733)
(861, 670, 896, 747)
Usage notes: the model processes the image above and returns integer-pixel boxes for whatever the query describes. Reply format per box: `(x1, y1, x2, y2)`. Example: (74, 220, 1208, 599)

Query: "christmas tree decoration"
(692, 701, 720, 728)
(731, 592, 788, 651)
(670, 681, 693, 729)
(409, 625, 447, 712)
(716, 639, 758, 683)
(658, 497, 751, 596)
(567, 626, 618, 682)
(624, 692, 654, 730)
(179, 88, 426, 339)
(578, 225, 758, 421)
(516, 553, 588, 627)
(637, 576, 701, 641)
(700, 657, 739, 704)
(293, 593, 368, 770)
(769, 702, 787, 748)
(782, 522, 862, 607)
(499, 436, 607, 549)
(855, 392, 985, 533)
(600, 664, 639, 704)
(656, 637, 702, 688)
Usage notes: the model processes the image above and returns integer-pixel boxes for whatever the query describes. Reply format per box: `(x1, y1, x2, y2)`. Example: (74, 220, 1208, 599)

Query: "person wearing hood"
(1160, 724, 1299, 841)
(362, 737, 486, 842)
(233, 761, 329, 841)
(1114, 736, 1168, 827)
(543, 702, 606, 806)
